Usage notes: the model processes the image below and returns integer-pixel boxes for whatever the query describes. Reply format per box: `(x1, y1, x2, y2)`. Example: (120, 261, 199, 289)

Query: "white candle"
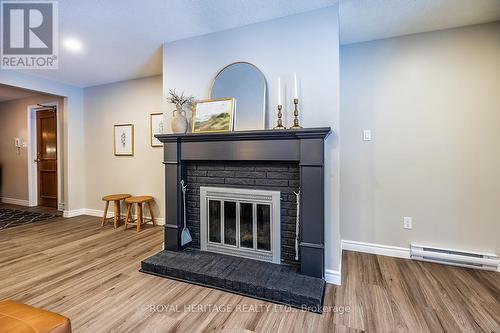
(293, 72, 298, 99)
(277, 77, 282, 105)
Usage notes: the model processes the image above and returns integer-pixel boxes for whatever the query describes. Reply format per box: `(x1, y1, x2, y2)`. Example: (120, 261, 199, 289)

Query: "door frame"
(27, 101, 63, 210)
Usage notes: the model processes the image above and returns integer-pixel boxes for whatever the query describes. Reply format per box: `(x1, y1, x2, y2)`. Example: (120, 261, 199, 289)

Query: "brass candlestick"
(274, 104, 286, 129)
(291, 98, 302, 129)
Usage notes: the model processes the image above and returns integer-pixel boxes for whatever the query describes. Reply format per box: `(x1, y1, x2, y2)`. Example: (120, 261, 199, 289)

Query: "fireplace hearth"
(141, 128, 331, 310)
(141, 248, 326, 312)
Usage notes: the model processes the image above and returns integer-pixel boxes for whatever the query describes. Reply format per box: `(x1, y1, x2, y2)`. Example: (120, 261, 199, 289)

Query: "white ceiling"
(340, 0, 500, 45)
(8, 0, 500, 88)
(0, 85, 38, 102)
(20, 0, 338, 88)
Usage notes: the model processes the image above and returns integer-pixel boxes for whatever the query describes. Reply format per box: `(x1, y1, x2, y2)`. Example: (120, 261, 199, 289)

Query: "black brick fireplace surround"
(155, 127, 331, 278)
(185, 160, 300, 265)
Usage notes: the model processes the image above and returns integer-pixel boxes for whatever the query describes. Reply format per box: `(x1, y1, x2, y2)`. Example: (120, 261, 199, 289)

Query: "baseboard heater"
(410, 243, 499, 272)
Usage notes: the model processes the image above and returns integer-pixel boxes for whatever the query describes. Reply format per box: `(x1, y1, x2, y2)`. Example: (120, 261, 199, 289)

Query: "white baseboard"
(1, 197, 30, 206)
(325, 268, 341, 285)
(84, 208, 114, 218)
(342, 240, 410, 259)
(63, 208, 164, 225)
(63, 208, 86, 218)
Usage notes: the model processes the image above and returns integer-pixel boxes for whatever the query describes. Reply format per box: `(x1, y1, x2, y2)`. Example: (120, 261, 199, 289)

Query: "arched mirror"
(211, 62, 266, 131)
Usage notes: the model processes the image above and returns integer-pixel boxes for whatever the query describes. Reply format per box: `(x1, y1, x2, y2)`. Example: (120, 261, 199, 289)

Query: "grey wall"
(340, 22, 500, 255)
(84, 76, 164, 218)
(163, 6, 341, 271)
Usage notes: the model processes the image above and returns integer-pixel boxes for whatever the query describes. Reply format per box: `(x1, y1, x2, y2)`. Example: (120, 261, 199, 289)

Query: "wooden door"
(36, 109, 57, 208)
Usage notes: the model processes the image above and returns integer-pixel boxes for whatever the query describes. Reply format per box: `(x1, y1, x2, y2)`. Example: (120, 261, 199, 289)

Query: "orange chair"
(0, 300, 71, 333)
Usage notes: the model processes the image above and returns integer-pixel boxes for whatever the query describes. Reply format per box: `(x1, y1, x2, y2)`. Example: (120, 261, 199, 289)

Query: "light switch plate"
(403, 216, 413, 229)
(363, 130, 371, 141)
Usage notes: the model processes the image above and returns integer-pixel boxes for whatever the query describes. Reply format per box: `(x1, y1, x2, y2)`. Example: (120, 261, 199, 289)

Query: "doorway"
(36, 108, 58, 208)
(28, 103, 62, 210)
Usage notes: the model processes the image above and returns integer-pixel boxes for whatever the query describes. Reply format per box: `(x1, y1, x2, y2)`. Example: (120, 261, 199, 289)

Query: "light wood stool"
(124, 196, 156, 232)
(102, 194, 131, 228)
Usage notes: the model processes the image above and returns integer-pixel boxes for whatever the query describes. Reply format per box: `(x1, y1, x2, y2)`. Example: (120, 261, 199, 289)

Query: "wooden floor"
(0, 213, 498, 332)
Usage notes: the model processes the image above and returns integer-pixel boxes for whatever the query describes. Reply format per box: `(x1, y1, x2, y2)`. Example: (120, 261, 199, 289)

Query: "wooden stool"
(102, 194, 131, 228)
(124, 196, 156, 232)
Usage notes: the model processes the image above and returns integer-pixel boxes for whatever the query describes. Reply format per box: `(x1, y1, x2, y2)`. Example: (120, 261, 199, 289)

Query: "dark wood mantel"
(156, 127, 331, 278)
(156, 127, 331, 142)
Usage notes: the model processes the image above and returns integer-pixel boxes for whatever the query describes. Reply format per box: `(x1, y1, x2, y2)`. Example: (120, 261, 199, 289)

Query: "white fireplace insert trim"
(200, 186, 281, 264)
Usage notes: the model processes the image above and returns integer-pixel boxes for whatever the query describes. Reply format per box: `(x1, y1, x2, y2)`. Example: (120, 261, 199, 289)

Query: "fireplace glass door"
(201, 187, 281, 263)
(208, 200, 271, 252)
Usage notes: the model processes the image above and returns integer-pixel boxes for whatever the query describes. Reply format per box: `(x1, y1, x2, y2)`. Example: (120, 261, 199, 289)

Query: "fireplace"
(200, 186, 281, 263)
(156, 128, 331, 278)
(141, 128, 331, 310)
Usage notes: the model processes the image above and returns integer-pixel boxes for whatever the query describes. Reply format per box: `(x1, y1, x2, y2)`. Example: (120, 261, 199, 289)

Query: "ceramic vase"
(171, 105, 188, 133)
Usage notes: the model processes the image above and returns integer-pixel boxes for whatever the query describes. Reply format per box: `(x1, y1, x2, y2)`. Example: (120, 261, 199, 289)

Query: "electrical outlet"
(363, 130, 371, 141)
(403, 217, 413, 229)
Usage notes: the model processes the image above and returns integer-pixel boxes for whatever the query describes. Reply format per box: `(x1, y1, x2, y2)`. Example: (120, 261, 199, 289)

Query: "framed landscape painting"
(192, 98, 235, 133)
(114, 124, 134, 156)
(150, 113, 164, 147)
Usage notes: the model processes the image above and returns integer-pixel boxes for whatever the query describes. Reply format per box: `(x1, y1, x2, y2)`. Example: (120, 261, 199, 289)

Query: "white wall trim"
(342, 240, 411, 259)
(325, 269, 341, 285)
(63, 208, 165, 225)
(0, 197, 32, 207)
(63, 208, 86, 218)
(84, 208, 114, 218)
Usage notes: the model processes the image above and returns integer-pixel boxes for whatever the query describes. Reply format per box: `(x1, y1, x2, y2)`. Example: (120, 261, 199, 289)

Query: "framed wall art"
(150, 113, 164, 147)
(114, 124, 134, 156)
(192, 98, 235, 133)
